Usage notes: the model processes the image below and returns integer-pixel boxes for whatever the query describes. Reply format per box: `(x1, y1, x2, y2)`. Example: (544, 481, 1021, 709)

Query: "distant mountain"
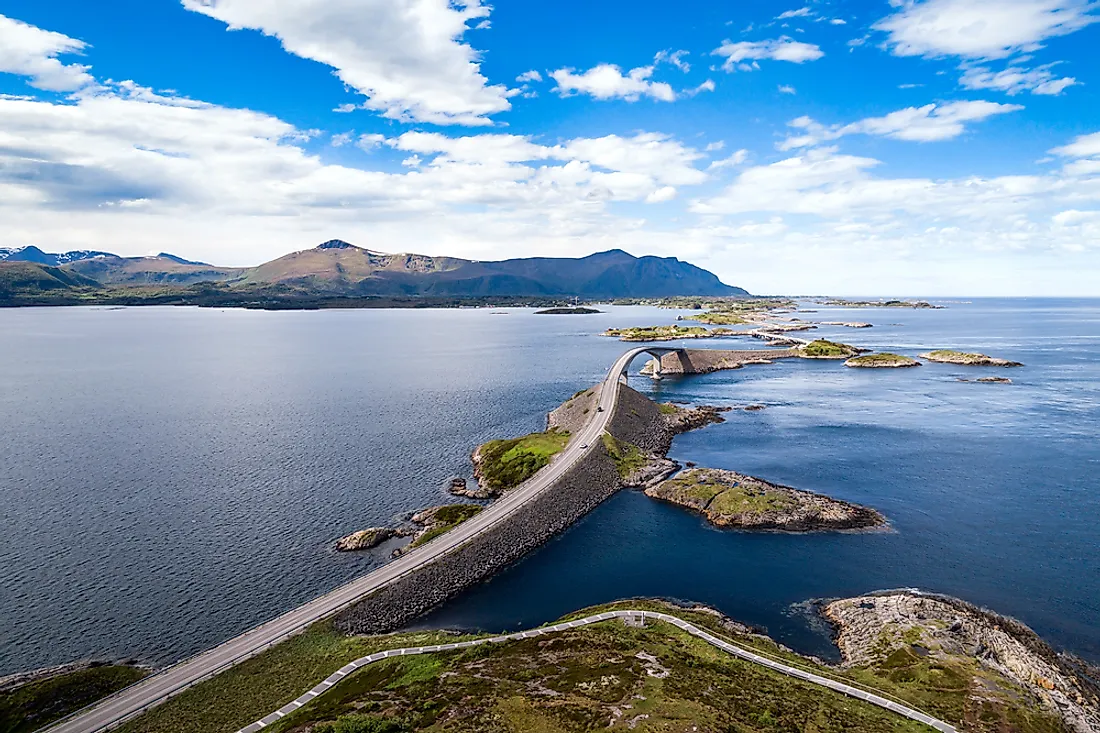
(64, 255, 244, 286)
(0, 261, 101, 297)
(0, 245, 114, 266)
(1, 240, 748, 302)
(241, 240, 747, 297)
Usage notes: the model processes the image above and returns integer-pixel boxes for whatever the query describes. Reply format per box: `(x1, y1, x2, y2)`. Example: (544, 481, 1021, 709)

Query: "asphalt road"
(43, 348, 654, 733)
(236, 609, 957, 733)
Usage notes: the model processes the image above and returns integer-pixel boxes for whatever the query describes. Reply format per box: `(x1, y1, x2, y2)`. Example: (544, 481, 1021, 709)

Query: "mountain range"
(0, 240, 747, 303)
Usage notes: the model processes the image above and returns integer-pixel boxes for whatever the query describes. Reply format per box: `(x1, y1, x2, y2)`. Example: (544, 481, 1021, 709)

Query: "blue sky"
(1, 0, 1099, 295)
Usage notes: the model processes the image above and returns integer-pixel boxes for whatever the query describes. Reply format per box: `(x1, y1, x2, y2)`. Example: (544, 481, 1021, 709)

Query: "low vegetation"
(600, 433, 648, 479)
(409, 504, 483, 548)
(684, 311, 748, 325)
(845, 353, 921, 368)
(602, 324, 713, 341)
(798, 339, 861, 358)
(474, 430, 570, 491)
(1, 664, 147, 733)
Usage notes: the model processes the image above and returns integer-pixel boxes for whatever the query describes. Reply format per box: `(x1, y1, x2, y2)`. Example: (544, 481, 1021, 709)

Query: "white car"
(579, 443, 588, 449)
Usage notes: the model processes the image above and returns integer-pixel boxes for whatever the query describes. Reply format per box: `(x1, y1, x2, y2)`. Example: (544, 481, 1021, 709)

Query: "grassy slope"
(600, 434, 647, 479)
(409, 505, 483, 548)
(847, 353, 919, 366)
(799, 339, 859, 358)
(1, 665, 147, 733)
(110, 598, 1069, 733)
(475, 430, 570, 491)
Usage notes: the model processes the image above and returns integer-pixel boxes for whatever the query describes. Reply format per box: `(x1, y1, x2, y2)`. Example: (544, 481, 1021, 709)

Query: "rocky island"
(645, 468, 886, 532)
(334, 527, 402, 552)
(798, 339, 867, 359)
(920, 349, 1023, 367)
(846, 353, 922, 368)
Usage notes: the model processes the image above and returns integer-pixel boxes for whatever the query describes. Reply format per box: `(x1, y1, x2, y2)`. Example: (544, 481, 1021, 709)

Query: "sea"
(1, 299, 1098, 675)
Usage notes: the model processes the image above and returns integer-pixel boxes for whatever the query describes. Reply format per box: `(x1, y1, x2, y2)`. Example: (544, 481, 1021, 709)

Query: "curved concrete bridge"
(42, 347, 679, 733)
(235, 609, 957, 733)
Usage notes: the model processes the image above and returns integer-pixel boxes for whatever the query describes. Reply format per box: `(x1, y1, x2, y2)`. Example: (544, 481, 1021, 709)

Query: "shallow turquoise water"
(1, 300, 1098, 672)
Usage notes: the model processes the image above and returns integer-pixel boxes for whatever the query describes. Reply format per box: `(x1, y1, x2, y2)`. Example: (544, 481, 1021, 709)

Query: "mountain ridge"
(0, 240, 749, 301)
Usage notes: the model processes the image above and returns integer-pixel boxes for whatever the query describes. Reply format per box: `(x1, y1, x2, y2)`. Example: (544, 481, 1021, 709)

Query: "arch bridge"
(613, 346, 686, 382)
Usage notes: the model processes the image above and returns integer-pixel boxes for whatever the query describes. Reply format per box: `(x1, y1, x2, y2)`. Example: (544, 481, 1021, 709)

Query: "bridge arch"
(618, 346, 686, 381)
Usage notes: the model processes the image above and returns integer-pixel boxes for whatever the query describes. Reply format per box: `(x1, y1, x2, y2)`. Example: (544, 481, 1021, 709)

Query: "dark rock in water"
(742, 404, 767, 411)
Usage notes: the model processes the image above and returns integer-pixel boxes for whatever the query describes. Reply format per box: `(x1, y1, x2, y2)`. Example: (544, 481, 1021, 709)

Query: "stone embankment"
(333, 383, 713, 636)
(824, 591, 1100, 733)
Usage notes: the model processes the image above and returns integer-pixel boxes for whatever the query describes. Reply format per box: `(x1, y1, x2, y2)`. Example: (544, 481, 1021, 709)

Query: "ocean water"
(1, 300, 1098, 674)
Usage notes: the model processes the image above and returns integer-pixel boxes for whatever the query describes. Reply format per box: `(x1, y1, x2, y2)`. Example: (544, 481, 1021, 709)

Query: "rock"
(449, 474, 494, 499)
(661, 404, 729, 433)
(823, 591, 1100, 733)
(335, 527, 399, 552)
(621, 456, 680, 490)
(742, 404, 767, 411)
(978, 376, 1013, 384)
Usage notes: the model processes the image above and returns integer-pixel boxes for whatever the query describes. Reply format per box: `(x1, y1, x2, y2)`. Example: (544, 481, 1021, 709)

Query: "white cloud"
(1050, 131, 1100, 176)
(0, 13, 94, 91)
(179, 0, 511, 126)
(1051, 131, 1100, 158)
(830, 18, 847, 25)
(550, 64, 675, 102)
(684, 79, 716, 96)
(713, 37, 824, 71)
(705, 141, 725, 152)
(645, 186, 677, 203)
(777, 7, 813, 20)
(654, 49, 691, 72)
(778, 84, 797, 94)
(874, 0, 1099, 60)
(356, 133, 386, 151)
(708, 149, 750, 170)
(330, 131, 353, 147)
(779, 100, 1024, 149)
(516, 70, 542, 83)
(960, 63, 1078, 95)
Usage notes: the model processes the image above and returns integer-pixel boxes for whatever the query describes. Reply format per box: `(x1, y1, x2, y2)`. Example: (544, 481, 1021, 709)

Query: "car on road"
(579, 443, 588, 449)
(596, 406, 604, 412)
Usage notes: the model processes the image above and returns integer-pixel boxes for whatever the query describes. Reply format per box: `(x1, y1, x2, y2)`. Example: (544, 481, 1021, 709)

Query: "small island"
(601, 324, 743, 342)
(845, 353, 921, 368)
(534, 307, 602, 315)
(798, 339, 865, 359)
(920, 349, 1023, 366)
(645, 468, 885, 532)
(819, 298, 942, 309)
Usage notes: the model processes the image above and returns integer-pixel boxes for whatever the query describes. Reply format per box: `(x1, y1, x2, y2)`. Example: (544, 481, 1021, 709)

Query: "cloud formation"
(180, 0, 511, 126)
(875, 0, 1099, 60)
(0, 13, 94, 91)
(779, 100, 1024, 149)
(550, 63, 675, 102)
(713, 37, 824, 71)
(959, 63, 1078, 95)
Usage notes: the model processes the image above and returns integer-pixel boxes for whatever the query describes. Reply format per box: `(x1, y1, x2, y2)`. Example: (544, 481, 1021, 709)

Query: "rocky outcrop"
(920, 350, 1023, 367)
(448, 476, 492, 499)
(645, 468, 885, 532)
(335, 527, 401, 552)
(661, 404, 731, 433)
(824, 591, 1100, 733)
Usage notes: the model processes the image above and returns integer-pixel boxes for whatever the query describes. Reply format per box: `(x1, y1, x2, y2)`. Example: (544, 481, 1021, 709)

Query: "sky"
(1, 1, 1099, 295)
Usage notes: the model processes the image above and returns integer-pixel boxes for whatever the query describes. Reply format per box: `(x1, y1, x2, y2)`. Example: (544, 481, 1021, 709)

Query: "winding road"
(236, 609, 957, 733)
(43, 348, 657, 733)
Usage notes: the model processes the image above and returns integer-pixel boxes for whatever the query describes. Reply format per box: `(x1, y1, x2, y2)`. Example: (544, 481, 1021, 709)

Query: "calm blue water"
(1, 300, 1098, 674)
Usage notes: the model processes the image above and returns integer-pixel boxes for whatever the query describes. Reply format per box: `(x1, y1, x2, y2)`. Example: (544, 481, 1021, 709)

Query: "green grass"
(684, 311, 748, 325)
(799, 339, 859, 358)
(656, 403, 679, 415)
(601, 324, 711, 341)
(113, 624, 477, 733)
(475, 430, 570, 490)
(600, 434, 647, 479)
(408, 505, 483, 548)
(846, 353, 920, 367)
(1, 665, 147, 733)
(707, 482, 796, 515)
